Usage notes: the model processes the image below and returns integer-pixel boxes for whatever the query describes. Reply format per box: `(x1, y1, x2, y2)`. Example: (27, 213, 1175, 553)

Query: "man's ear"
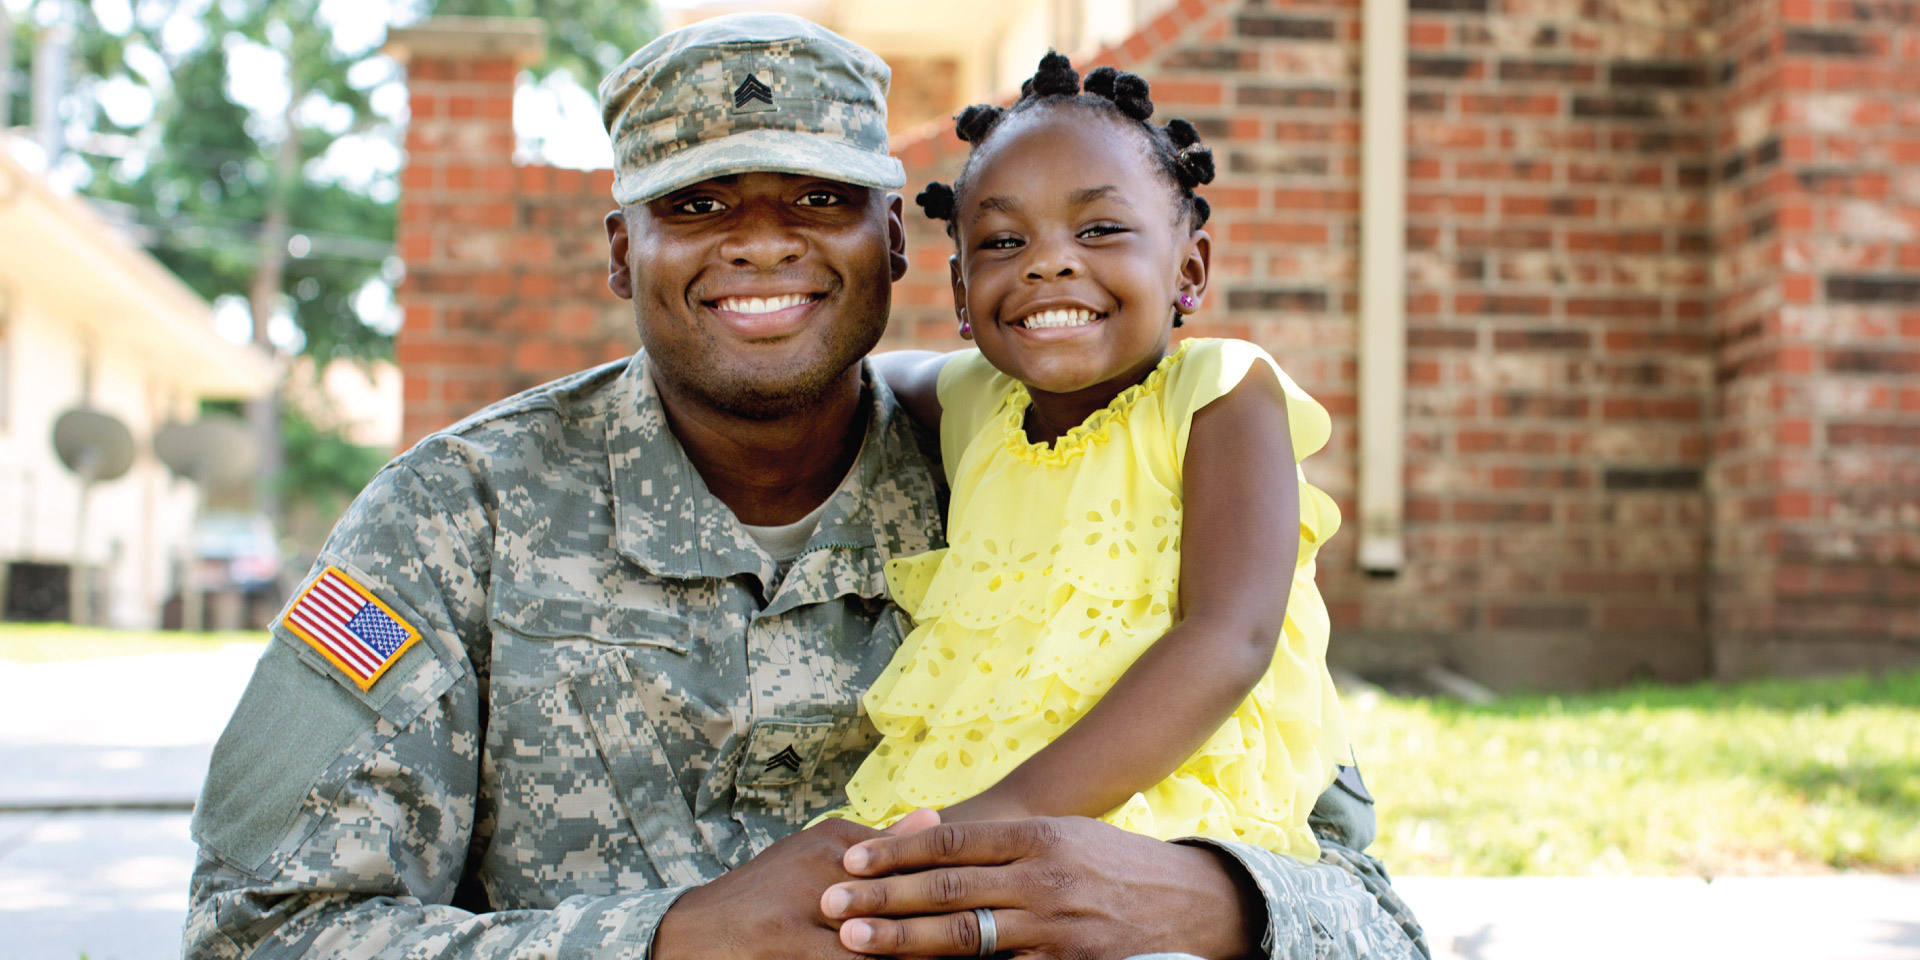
(948, 255, 966, 321)
(605, 208, 634, 301)
(886, 193, 908, 282)
(1174, 229, 1211, 314)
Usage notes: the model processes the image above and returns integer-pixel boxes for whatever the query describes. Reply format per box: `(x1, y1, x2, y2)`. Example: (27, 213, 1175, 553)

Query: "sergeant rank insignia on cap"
(733, 73, 774, 111)
(282, 567, 421, 691)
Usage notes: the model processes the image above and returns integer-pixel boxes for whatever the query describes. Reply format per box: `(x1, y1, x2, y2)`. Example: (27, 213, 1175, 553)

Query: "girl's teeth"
(719, 294, 810, 314)
(1024, 309, 1098, 329)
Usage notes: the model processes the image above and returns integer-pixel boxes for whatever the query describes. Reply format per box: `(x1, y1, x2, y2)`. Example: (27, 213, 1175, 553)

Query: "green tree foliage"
(18, 0, 652, 549)
(12, 0, 400, 362)
(276, 392, 393, 550)
(108, 30, 398, 362)
(21, 0, 656, 363)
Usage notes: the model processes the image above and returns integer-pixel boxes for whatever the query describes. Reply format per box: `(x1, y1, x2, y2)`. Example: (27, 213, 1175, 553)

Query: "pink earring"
(958, 310, 973, 339)
(1178, 295, 1197, 309)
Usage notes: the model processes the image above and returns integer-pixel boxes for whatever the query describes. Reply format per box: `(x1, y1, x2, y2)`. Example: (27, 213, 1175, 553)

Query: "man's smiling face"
(607, 171, 907, 421)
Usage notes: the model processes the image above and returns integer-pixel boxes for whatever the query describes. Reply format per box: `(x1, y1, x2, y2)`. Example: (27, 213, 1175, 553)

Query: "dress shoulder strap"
(934, 349, 1017, 482)
(1162, 338, 1334, 468)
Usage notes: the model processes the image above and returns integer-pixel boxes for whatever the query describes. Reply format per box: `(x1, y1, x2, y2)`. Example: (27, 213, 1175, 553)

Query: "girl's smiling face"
(951, 107, 1210, 417)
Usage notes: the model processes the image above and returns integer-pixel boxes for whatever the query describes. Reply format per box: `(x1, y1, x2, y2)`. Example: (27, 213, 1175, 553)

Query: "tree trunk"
(244, 99, 302, 527)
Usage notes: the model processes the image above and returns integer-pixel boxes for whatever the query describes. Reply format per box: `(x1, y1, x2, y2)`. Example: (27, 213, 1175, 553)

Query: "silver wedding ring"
(972, 907, 998, 957)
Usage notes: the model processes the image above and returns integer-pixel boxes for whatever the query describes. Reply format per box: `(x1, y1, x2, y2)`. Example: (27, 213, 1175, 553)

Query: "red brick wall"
(391, 0, 1920, 688)
(1708, 0, 1920, 676)
(886, 0, 1722, 688)
(395, 55, 636, 443)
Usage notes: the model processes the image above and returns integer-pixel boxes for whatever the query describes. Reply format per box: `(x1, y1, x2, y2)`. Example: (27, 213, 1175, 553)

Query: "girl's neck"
(1020, 349, 1170, 447)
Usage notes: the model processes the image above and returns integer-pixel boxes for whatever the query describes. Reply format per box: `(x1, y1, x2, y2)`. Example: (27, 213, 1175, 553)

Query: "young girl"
(828, 53, 1347, 861)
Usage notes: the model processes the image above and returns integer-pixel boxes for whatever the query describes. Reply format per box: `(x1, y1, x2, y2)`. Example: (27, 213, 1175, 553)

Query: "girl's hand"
(940, 794, 1039, 824)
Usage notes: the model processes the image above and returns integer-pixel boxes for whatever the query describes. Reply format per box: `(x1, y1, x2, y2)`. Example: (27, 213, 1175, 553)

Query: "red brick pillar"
(1708, 0, 1920, 674)
(387, 18, 632, 447)
(387, 19, 545, 445)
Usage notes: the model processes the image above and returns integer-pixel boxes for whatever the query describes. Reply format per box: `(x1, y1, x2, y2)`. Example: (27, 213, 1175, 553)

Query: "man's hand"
(654, 811, 943, 960)
(819, 816, 1266, 960)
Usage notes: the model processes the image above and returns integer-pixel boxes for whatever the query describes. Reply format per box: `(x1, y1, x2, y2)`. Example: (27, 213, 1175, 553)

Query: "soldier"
(184, 13, 1426, 960)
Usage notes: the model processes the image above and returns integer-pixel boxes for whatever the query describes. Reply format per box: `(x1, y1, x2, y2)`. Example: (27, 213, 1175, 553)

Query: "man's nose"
(720, 202, 808, 269)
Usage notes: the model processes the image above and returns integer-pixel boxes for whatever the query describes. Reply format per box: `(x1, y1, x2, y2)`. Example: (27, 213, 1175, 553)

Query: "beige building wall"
(0, 301, 202, 627)
(0, 140, 272, 629)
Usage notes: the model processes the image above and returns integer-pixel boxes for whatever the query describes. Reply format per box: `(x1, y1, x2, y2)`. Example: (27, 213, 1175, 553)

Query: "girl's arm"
(869, 350, 952, 432)
(942, 362, 1301, 823)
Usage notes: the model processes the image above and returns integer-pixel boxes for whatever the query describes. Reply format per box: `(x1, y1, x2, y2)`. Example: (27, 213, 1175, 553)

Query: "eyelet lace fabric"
(830, 340, 1347, 863)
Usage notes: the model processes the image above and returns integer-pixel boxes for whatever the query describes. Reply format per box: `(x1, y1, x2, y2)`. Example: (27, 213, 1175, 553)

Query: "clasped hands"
(652, 808, 1262, 960)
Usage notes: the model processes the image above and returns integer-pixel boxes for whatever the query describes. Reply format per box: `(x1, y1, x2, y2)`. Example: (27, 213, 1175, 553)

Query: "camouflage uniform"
(183, 354, 1425, 960)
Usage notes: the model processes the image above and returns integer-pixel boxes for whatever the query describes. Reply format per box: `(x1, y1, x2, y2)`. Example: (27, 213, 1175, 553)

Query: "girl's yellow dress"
(835, 338, 1346, 861)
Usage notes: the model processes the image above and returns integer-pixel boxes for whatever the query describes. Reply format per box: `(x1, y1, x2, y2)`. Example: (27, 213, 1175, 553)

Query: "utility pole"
(32, 12, 73, 165)
(1, 4, 14, 131)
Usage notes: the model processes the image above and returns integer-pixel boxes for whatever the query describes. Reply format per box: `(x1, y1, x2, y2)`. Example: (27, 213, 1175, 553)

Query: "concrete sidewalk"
(2, 646, 1916, 960)
(1400, 874, 1920, 960)
(0, 646, 260, 960)
(0, 645, 262, 810)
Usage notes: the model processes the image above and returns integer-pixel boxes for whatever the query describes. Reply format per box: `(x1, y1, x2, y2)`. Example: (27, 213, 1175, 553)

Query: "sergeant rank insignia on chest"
(282, 567, 421, 691)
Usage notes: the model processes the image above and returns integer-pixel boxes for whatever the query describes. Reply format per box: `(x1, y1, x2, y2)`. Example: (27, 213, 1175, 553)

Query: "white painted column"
(1358, 0, 1408, 573)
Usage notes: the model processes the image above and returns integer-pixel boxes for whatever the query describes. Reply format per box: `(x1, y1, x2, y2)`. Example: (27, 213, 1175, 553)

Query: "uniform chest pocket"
(481, 649, 726, 902)
(489, 585, 696, 653)
(568, 653, 726, 885)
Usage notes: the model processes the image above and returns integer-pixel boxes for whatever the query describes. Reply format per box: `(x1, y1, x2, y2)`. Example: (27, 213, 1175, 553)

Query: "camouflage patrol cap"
(599, 13, 907, 205)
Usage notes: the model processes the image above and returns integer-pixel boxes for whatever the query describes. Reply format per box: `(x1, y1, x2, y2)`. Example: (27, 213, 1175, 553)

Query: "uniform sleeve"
(932, 348, 1014, 483)
(1178, 779, 1431, 960)
(182, 454, 688, 960)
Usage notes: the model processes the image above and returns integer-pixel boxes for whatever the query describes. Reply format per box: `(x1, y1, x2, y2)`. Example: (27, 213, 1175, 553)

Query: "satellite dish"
(155, 415, 258, 485)
(53, 408, 136, 484)
(52, 407, 136, 627)
(154, 415, 265, 631)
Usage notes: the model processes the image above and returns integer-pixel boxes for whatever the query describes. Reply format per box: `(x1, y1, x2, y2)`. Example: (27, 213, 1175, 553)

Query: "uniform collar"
(605, 352, 943, 603)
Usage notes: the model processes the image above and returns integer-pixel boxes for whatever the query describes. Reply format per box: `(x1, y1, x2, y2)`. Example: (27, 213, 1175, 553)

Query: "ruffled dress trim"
(998, 341, 1193, 467)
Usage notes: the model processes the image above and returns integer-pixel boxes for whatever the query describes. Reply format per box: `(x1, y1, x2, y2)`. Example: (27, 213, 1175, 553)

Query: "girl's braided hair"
(914, 53, 1215, 239)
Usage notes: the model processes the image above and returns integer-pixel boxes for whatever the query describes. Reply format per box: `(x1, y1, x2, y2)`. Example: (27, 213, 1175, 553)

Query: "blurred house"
(0, 138, 273, 628)
(384, 4, 1918, 689)
(284, 356, 404, 452)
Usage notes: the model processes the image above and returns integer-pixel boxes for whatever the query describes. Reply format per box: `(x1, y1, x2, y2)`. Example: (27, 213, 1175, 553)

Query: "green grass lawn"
(0, 623, 267, 662)
(1354, 669, 1920, 877)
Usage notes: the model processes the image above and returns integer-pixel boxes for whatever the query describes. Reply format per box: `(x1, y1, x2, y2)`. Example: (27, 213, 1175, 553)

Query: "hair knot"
(1082, 66, 1119, 100)
(1026, 51, 1081, 98)
(1111, 72, 1153, 121)
(915, 182, 957, 222)
(1175, 144, 1215, 188)
(954, 104, 1004, 143)
(1165, 118, 1201, 149)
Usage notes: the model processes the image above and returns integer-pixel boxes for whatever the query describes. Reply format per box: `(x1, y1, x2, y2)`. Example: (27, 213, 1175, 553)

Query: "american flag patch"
(282, 567, 421, 691)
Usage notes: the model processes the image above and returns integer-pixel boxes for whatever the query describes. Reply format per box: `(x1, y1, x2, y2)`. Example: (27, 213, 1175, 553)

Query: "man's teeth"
(1022, 309, 1099, 329)
(717, 294, 812, 314)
